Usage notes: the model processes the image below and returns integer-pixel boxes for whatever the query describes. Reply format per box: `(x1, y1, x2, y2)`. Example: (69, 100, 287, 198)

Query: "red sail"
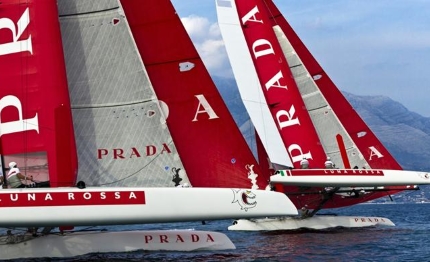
(234, 0, 326, 168)
(0, 0, 77, 186)
(120, 0, 269, 188)
(263, 0, 402, 170)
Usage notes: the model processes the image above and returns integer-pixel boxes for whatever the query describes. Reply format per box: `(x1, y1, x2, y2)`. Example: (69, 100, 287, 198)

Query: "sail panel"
(0, 0, 78, 186)
(216, 0, 292, 168)
(276, 25, 362, 165)
(120, 0, 270, 189)
(58, 1, 188, 187)
(57, 0, 118, 16)
(219, 0, 327, 169)
(278, 27, 367, 168)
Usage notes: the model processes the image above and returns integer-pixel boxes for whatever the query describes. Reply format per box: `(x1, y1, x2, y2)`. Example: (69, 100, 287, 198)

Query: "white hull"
(271, 169, 430, 187)
(228, 216, 395, 231)
(1, 230, 235, 260)
(0, 187, 297, 227)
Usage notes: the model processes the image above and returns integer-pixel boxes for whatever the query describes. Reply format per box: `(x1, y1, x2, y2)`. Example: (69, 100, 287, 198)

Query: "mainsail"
(57, 0, 190, 187)
(120, 0, 270, 189)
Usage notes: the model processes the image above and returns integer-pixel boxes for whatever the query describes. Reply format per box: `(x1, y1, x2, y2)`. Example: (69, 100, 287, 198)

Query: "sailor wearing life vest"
(324, 157, 334, 169)
(7, 162, 33, 188)
(300, 158, 309, 169)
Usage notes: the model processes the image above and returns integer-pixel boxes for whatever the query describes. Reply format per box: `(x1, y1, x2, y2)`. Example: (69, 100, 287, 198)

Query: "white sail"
(216, 0, 293, 168)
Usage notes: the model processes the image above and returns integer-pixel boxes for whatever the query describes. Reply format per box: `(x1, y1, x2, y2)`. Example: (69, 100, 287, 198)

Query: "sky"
(171, 0, 430, 117)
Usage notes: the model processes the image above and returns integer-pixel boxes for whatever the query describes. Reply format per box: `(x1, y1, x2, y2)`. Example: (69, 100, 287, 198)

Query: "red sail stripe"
(336, 134, 351, 169)
(234, 0, 327, 168)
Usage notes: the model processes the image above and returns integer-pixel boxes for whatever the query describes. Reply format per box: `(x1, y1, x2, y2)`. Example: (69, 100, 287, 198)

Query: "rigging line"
(262, 0, 280, 27)
(145, 56, 201, 68)
(92, 139, 177, 187)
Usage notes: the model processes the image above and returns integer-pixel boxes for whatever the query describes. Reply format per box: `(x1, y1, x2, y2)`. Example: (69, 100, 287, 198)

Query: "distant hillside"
(214, 76, 430, 172)
(344, 92, 430, 171)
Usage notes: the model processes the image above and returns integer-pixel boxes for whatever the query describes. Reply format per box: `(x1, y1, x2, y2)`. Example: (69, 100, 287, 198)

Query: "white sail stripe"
(216, 1, 293, 168)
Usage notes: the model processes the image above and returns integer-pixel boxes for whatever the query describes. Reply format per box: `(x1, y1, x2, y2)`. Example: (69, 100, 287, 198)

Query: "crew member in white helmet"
(7, 162, 33, 188)
(300, 158, 309, 169)
(324, 157, 334, 169)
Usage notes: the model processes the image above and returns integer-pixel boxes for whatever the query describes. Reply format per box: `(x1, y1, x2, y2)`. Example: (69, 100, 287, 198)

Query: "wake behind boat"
(229, 216, 395, 231)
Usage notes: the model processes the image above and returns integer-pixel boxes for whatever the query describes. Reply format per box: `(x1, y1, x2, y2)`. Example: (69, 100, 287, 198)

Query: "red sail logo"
(97, 143, 173, 159)
(237, 1, 326, 167)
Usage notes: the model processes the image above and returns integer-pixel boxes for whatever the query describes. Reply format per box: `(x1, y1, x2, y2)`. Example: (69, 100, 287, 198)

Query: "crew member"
(7, 162, 33, 188)
(300, 158, 309, 169)
(324, 157, 334, 169)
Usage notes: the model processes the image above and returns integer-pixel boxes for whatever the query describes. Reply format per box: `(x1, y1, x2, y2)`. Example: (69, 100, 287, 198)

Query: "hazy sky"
(171, 0, 430, 117)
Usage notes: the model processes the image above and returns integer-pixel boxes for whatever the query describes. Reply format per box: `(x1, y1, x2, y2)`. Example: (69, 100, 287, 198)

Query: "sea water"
(10, 203, 430, 261)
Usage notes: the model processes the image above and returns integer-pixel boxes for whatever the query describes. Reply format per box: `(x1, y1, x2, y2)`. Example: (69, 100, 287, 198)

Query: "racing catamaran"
(0, 0, 297, 258)
(216, 0, 430, 230)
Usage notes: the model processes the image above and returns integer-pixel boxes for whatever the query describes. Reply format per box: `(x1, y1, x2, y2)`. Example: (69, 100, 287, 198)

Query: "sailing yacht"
(0, 0, 297, 258)
(216, 0, 430, 230)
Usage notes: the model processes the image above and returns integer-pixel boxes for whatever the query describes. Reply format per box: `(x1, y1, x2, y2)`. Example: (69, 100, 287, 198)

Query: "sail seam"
(72, 100, 154, 109)
(59, 7, 119, 18)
